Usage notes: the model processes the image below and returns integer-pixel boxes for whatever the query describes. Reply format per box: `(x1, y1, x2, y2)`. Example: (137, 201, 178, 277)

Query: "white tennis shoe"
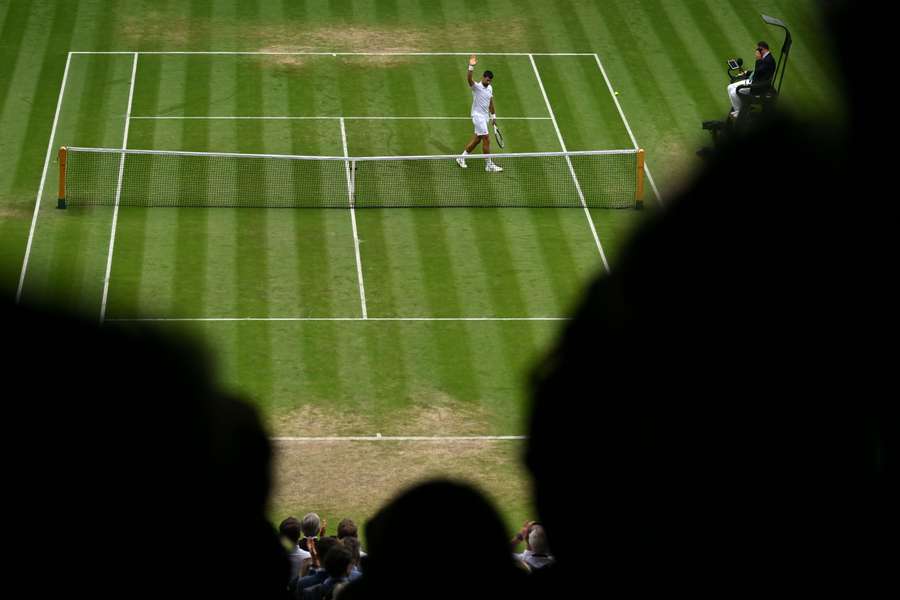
(456, 157, 467, 168)
(485, 163, 503, 173)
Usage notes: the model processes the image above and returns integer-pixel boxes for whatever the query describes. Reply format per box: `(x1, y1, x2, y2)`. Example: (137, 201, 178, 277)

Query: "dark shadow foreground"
(525, 1, 889, 596)
(4, 303, 288, 599)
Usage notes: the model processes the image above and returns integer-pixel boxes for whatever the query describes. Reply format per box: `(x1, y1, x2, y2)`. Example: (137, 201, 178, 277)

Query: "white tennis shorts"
(472, 114, 489, 136)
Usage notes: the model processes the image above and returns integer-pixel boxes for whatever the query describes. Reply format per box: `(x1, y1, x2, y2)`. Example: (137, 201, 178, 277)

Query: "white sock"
(462, 150, 469, 156)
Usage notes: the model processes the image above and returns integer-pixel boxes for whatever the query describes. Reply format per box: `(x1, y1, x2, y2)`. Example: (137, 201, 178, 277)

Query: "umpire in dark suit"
(728, 41, 776, 117)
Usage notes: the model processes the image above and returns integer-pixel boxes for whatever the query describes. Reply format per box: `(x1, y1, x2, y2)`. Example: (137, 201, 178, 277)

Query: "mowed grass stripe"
(0, 0, 13, 42)
(231, 49, 279, 415)
(530, 55, 643, 268)
(381, 67, 481, 400)
(200, 58, 247, 318)
(531, 56, 632, 151)
(419, 58, 583, 328)
(472, 62, 596, 316)
(393, 59, 549, 412)
(106, 51, 163, 318)
(285, 122, 344, 412)
(512, 120, 601, 315)
(374, 0, 399, 29)
(586, 5, 683, 147)
(121, 56, 188, 318)
(471, 320, 561, 434)
(170, 55, 212, 317)
(661, 1, 749, 116)
(0, 2, 61, 291)
(349, 67, 438, 317)
(635, 1, 722, 119)
(36, 55, 123, 313)
(549, 0, 595, 51)
(496, 55, 553, 120)
(21, 5, 127, 309)
(463, 206, 533, 316)
(586, 3, 703, 191)
(360, 319, 414, 436)
(341, 62, 484, 409)
(160, 0, 215, 318)
(388, 84, 473, 311)
(244, 0, 302, 418)
(421, 56, 472, 155)
(455, 207, 545, 400)
(273, 36, 382, 422)
(193, 318, 555, 437)
(430, 63, 575, 315)
(103, 14, 152, 319)
(260, 77, 362, 415)
(283, 62, 331, 317)
(0, 0, 35, 121)
(337, 111, 410, 403)
(514, 0, 580, 56)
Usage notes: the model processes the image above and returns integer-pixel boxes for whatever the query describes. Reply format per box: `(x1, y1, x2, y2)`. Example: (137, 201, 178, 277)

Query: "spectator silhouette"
(303, 544, 354, 600)
(4, 300, 288, 599)
(525, 1, 887, 595)
(292, 536, 340, 597)
(339, 480, 528, 600)
(282, 516, 312, 584)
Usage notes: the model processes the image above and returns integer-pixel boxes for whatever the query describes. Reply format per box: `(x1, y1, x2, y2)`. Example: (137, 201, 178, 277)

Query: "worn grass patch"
(270, 393, 496, 437)
(0, 206, 31, 220)
(269, 437, 532, 542)
(0, 193, 33, 220)
(121, 13, 529, 54)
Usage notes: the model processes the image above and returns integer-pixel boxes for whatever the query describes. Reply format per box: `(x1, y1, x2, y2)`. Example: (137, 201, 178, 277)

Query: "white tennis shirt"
(470, 81, 493, 117)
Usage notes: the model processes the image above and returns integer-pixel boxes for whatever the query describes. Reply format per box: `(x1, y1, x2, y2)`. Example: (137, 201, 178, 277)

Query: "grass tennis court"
(0, 1, 837, 534)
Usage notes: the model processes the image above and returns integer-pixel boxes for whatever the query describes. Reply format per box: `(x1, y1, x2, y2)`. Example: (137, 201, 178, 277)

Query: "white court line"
(273, 435, 527, 442)
(15, 52, 73, 303)
(528, 55, 611, 274)
(106, 317, 569, 322)
(70, 51, 596, 57)
(593, 54, 662, 205)
(341, 118, 368, 320)
(99, 52, 138, 324)
(131, 116, 552, 121)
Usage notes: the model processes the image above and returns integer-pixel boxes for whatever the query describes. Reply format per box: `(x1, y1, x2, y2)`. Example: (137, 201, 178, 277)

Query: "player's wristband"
(468, 65, 474, 71)
(491, 114, 496, 120)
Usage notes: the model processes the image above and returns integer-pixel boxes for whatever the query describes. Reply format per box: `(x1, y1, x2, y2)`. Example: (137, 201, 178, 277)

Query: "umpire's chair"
(699, 15, 792, 154)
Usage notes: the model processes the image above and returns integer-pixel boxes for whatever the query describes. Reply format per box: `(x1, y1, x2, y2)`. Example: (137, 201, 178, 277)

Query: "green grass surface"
(1, 0, 838, 535)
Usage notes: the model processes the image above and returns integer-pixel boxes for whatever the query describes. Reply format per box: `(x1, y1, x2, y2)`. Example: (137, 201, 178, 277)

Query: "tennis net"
(58, 146, 646, 209)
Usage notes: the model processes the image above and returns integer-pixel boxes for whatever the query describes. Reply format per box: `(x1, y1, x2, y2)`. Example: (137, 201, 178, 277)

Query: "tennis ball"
(332, 53, 337, 56)
(614, 91, 619, 95)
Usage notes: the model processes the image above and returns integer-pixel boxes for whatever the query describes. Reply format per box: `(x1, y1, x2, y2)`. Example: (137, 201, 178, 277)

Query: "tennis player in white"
(457, 55, 502, 172)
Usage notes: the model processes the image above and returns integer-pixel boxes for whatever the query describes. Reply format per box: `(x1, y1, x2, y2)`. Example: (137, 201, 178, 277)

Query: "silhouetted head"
(302, 512, 322, 537)
(337, 518, 359, 539)
(361, 480, 525, 599)
(280, 516, 303, 545)
(5, 302, 287, 599)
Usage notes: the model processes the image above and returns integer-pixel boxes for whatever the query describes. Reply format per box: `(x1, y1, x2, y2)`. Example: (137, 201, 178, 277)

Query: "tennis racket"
(492, 121, 505, 149)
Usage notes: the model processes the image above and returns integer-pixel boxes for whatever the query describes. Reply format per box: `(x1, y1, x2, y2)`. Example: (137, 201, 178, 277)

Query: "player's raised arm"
(467, 54, 477, 86)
